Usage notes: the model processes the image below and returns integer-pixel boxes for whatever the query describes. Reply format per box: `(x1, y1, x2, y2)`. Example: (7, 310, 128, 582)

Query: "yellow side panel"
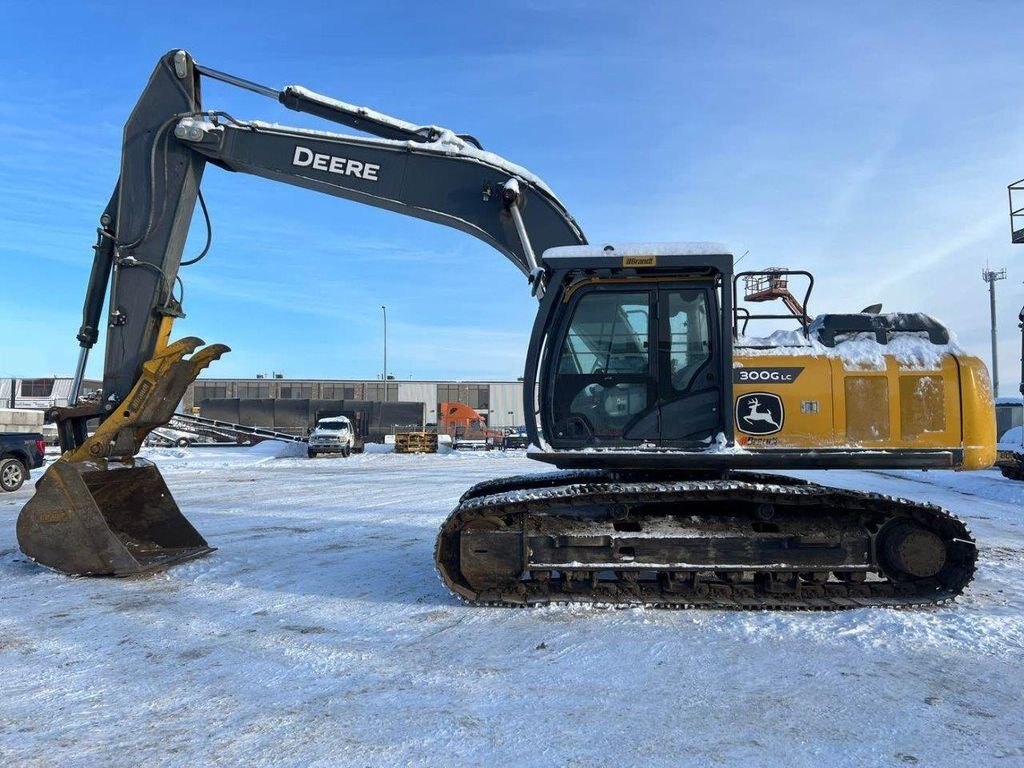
(733, 350, 997, 470)
(845, 376, 890, 442)
(732, 355, 834, 448)
(899, 374, 945, 439)
(825, 356, 963, 450)
(956, 355, 997, 470)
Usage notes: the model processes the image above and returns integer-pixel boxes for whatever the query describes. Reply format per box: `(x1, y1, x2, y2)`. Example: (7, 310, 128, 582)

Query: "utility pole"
(381, 305, 388, 402)
(982, 267, 1007, 396)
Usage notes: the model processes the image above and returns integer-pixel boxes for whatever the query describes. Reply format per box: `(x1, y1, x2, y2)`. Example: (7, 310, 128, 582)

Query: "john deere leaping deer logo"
(735, 392, 784, 436)
(743, 398, 780, 429)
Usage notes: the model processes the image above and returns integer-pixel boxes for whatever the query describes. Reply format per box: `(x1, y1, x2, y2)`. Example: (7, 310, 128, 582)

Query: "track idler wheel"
(877, 520, 947, 580)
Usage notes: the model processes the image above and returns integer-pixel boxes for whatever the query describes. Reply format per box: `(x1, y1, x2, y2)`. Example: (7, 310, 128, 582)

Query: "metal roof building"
(1, 377, 102, 411)
(185, 378, 526, 428)
(2, 376, 527, 429)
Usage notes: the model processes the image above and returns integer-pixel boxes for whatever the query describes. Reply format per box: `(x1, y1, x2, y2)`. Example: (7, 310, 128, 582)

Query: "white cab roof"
(543, 242, 732, 261)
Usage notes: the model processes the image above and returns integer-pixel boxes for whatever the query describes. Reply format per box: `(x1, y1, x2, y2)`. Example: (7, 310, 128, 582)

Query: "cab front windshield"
(317, 420, 348, 432)
(551, 286, 713, 445)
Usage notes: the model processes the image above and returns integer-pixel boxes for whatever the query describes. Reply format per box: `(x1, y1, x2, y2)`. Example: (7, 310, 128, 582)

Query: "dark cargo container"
(198, 398, 426, 446)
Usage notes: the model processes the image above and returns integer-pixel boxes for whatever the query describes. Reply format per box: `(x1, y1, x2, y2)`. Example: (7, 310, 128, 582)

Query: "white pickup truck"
(307, 416, 355, 458)
(996, 399, 1023, 481)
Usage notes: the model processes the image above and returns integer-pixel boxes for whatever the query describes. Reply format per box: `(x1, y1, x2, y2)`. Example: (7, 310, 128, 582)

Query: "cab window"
(551, 291, 652, 443)
(558, 292, 648, 375)
(667, 289, 710, 392)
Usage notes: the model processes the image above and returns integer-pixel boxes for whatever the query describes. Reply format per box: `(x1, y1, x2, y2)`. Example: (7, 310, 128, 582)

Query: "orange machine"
(438, 402, 503, 445)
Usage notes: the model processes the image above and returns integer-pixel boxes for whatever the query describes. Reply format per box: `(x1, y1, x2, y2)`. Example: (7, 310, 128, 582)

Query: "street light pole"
(381, 305, 388, 402)
(982, 268, 1007, 396)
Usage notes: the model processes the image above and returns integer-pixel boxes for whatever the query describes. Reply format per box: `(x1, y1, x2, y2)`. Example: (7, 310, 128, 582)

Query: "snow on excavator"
(17, 51, 995, 608)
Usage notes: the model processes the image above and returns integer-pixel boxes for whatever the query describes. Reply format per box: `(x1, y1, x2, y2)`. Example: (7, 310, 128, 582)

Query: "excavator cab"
(526, 246, 734, 456)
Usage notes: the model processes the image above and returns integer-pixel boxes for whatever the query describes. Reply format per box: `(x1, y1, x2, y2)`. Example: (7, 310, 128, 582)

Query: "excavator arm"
(20, 49, 585, 576)
(69, 49, 585, 450)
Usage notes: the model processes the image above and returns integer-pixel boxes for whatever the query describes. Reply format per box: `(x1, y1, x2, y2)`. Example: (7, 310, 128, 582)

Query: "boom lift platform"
(740, 267, 811, 328)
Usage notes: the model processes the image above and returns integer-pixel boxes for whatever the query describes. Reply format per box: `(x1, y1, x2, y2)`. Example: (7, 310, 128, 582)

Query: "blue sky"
(2, 2, 1022, 394)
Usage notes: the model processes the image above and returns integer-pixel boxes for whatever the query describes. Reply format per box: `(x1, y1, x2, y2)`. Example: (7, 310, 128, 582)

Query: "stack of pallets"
(394, 432, 438, 454)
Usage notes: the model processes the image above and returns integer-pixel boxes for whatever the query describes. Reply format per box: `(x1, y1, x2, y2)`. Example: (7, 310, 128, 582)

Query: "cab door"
(547, 286, 661, 446)
(656, 283, 725, 446)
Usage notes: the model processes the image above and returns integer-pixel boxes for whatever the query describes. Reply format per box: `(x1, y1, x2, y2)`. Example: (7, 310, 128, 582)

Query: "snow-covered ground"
(1, 446, 1023, 767)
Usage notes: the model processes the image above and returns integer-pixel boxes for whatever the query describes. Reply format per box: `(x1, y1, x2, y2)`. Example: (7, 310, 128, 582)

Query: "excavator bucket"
(16, 336, 227, 576)
(17, 457, 213, 576)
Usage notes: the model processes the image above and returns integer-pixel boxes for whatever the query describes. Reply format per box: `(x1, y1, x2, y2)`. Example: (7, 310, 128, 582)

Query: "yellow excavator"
(18, 51, 995, 608)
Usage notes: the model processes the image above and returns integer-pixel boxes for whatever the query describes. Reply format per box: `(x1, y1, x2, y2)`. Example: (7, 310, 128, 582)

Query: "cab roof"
(542, 242, 734, 274)
(543, 242, 732, 259)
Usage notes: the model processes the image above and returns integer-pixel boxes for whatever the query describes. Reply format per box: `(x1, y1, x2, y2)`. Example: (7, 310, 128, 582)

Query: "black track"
(434, 470, 977, 610)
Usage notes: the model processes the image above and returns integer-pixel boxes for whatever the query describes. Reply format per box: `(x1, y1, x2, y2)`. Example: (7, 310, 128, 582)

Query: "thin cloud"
(872, 212, 1007, 296)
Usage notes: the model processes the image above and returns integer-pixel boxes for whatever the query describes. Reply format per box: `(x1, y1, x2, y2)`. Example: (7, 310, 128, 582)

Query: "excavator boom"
(75, 50, 584, 417)
(19, 49, 582, 576)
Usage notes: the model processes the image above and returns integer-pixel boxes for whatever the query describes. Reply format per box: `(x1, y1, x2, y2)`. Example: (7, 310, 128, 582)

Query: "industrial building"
(2, 376, 526, 442)
(184, 377, 525, 430)
(2, 377, 101, 410)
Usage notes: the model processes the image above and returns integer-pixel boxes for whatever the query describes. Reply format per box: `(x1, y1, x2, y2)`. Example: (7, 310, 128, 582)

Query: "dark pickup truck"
(1, 433, 46, 492)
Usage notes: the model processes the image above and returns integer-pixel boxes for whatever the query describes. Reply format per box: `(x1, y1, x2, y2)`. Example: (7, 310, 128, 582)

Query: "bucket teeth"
(185, 343, 230, 376)
(158, 336, 205, 358)
(153, 336, 229, 370)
